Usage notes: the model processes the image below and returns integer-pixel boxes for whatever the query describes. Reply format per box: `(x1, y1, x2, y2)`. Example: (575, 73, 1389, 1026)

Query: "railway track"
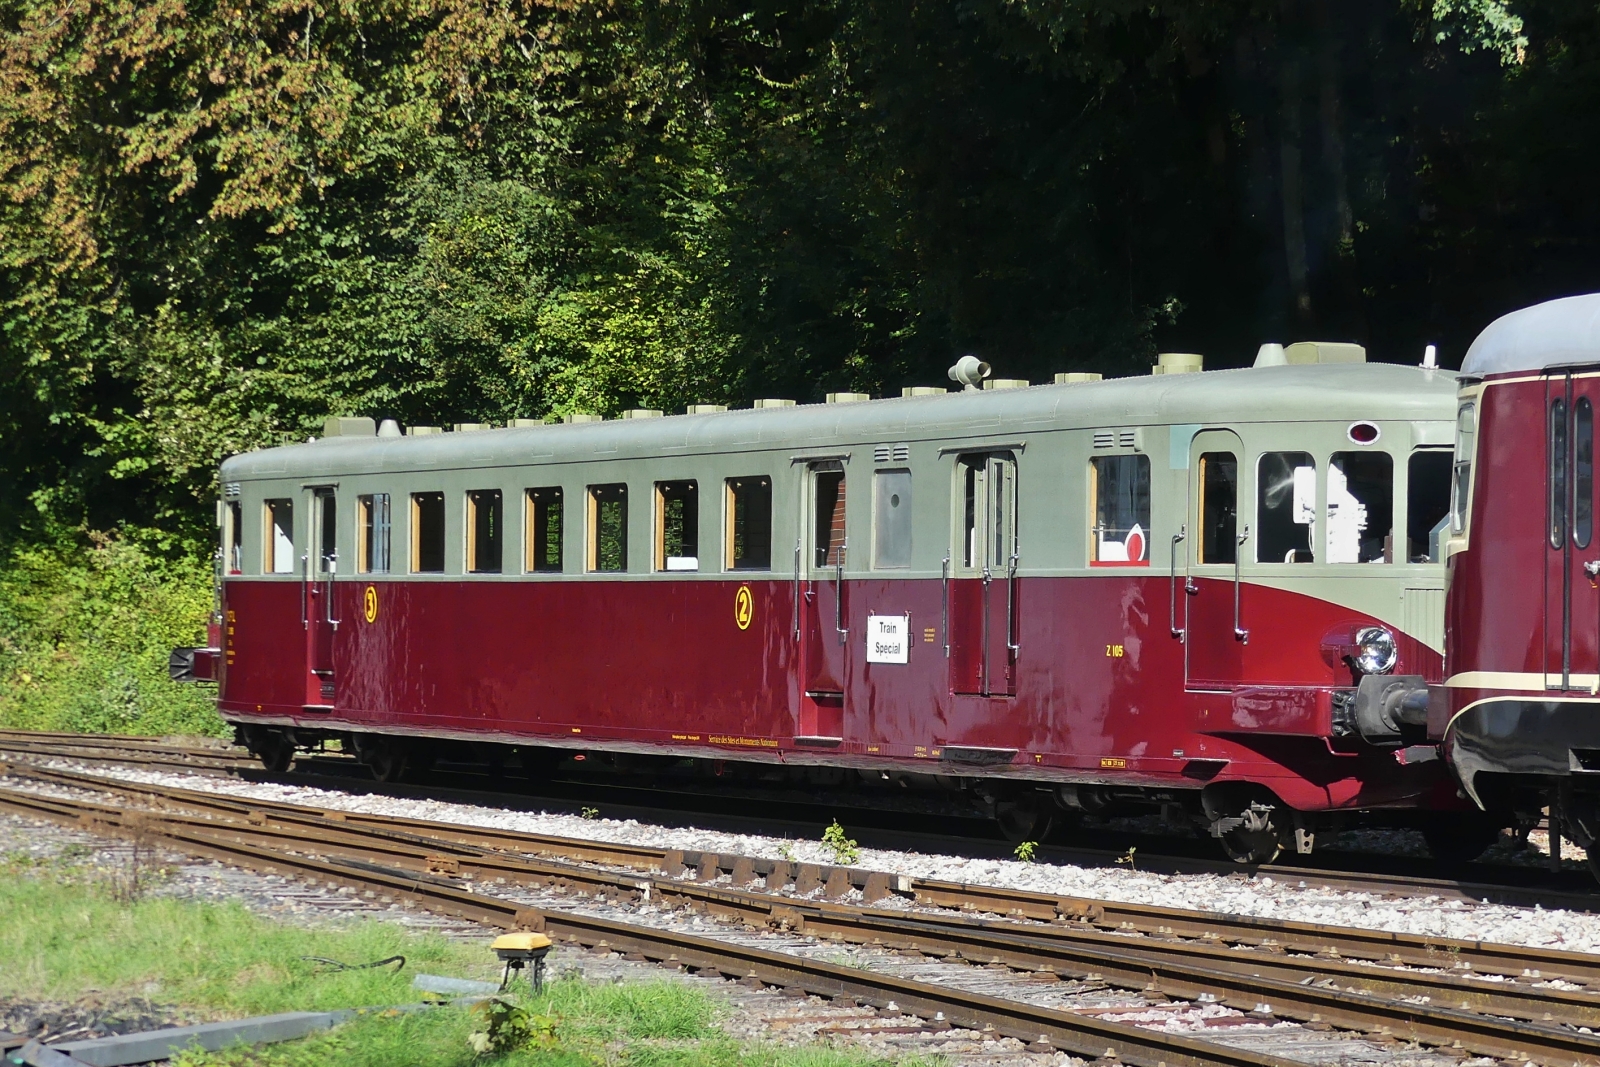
(2, 727, 1596, 913)
(6, 761, 1600, 1065)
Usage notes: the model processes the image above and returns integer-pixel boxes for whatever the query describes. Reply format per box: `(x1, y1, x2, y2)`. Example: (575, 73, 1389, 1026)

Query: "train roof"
(222, 361, 1459, 479)
(1463, 293, 1600, 376)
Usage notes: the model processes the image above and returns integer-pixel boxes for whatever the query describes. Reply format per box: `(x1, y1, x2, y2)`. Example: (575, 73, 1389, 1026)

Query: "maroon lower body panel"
(217, 574, 1448, 813)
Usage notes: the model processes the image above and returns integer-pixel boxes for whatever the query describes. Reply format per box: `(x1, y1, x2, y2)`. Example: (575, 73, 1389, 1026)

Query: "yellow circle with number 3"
(363, 585, 379, 623)
(734, 585, 753, 630)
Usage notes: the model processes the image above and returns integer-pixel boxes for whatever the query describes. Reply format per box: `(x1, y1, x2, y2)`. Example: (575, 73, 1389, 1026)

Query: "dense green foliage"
(0, 534, 223, 734)
(1, 0, 1596, 729)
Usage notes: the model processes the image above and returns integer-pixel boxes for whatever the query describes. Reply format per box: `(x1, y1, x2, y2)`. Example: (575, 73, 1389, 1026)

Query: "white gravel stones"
(35, 759, 1600, 954)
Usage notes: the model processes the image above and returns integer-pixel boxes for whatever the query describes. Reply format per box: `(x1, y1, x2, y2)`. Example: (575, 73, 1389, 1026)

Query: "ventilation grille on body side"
(874, 444, 911, 463)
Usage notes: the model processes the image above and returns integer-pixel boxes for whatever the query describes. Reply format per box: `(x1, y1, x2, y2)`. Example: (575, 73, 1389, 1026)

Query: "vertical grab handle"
(792, 539, 802, 639)
(1006, 552, 1020, 654)
(1169, 525, 1187, 641)
(324, 551, 340, 627)
(299, 553, 309, 626)
(834, 540, 848, 642)
(1233, 525, 1250, 643)
(940, 555, 951, 658)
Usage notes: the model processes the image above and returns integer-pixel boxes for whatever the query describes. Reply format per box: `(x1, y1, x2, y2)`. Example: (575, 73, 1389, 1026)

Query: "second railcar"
(181, 347, 1462, 862)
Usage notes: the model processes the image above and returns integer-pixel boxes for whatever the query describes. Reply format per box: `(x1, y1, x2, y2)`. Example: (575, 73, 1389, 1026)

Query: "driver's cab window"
(1256, 452, 1314, 563)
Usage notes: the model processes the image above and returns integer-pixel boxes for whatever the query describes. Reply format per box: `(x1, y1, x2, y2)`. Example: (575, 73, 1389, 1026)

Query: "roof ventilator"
(947, 355, 991, 390)
(1054, 372, 1103, 384)
(826, 392, 871, 404)
(1151, 352, 1203, 376)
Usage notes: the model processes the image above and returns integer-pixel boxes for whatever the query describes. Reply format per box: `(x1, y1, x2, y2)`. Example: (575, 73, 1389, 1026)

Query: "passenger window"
(588, 484, 628, 572)
(1328, 452, 1392, 563)
(1090, 455, 1150, 565)
(1577, 397, 1594, 549)
(873, 470, 913, 569)
(1407, 451, 1451, 562)
(1452, 402, 1476, 535)
(525, 488, 563, 573)
(224, 501, 242, 574)
(411, 492, 446, 573)
(1197, 453, 1237, 565)
(1552, 398, 1569, 549)
(656, 481, 699, 571)
(263, 499, 295, 574)
(813, 466, 847, 568)
(1257, 452, 1315, 563)
(467, 490, 503, 573)
(725, 477, 772, 570)
(357, 494, 391, 574)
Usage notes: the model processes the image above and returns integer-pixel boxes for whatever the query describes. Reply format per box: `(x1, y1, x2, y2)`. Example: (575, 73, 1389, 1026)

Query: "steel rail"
(14, 761, 1600, 989)
(8, 774, 1600, 1064)
(0, 785, 1299, 1067)
(3, 732, 1597, 916)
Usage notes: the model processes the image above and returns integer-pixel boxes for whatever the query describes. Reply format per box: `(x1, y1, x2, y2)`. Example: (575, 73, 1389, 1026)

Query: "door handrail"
(940, 555, 951, 658)
(324, 550, 340, 627)
(792, 539, 802, 639)
(1233, 525, 1250, 643)
(299, 553, 309, 627)
(838, 543, 851, 643)
(1169, 525, 1186, 641)
(835, 539, 849, 643)
(1006, 551, 1020, 655)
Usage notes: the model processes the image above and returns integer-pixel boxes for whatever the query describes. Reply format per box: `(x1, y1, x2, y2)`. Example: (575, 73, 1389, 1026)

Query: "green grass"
(2, 857, 929, 1066)
(0, 860, 480, 1014)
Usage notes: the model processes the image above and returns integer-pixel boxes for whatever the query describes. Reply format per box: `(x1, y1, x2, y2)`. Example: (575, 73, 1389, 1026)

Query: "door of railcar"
(304, 486, 339, 707)
(948, 452, 1018, 697)
(1185, 430, 1249, 689)
(802, 461, 849, 698)
(1544, 371, 1600, 691)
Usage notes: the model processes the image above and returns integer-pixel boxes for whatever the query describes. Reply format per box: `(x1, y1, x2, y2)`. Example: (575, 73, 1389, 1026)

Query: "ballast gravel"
(33, 758, 1600, 955)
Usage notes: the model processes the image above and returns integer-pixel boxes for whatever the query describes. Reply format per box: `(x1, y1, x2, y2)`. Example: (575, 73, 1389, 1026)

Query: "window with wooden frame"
(224, 501, 243, 574)
(411, 492, 446, 573)
(263, 499, 295, 574)
(725, 477, 772, 570)
(467, 489, 503, 573)
(1089, 455, 1150, 565)
(357, 494, 391, 574)
(525, 487, 563, 573)
(588, 484, 628, 572)
(656, 480, 699, 571)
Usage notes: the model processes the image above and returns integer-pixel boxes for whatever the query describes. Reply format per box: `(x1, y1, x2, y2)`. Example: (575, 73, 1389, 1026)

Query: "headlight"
(1354, 626, 1398, 674)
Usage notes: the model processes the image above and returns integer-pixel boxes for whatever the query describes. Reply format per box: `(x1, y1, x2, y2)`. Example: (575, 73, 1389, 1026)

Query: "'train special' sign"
(866, 614, 910, 664)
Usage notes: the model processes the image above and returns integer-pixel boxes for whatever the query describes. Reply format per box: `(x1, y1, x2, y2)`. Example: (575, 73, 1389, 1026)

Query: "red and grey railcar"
(1441, 294, 1600, 871)
(176, 347, 1465, 862)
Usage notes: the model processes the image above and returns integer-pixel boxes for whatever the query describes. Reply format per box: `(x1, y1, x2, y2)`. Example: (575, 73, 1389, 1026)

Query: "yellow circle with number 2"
(363, 585, 379, 624)
(734, 585, 753, 630)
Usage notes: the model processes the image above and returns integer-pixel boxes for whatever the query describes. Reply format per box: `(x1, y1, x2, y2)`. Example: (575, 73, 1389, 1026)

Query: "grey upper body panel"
(222, 362, 1459, 480)
(1462, 293, 1600, 377)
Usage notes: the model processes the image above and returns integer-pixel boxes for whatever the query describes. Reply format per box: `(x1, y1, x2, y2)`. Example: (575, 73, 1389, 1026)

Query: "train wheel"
(1211, 801, 1287, 864)
(994, 795, 1056, 843)
(365, 740, 409, 784)
(1420, 816, 1502, 863)
(251, 729, 294, 774)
